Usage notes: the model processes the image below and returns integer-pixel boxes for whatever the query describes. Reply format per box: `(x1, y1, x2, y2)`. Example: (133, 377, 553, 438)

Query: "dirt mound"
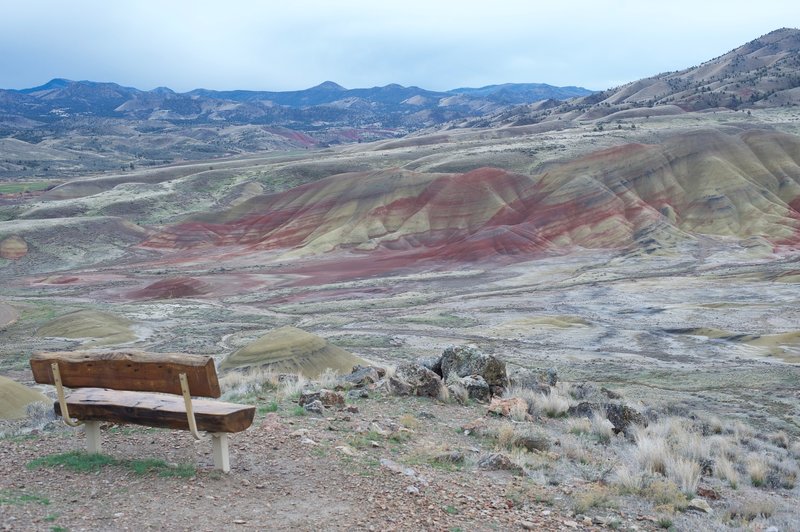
(37, 309, 136, 346)
(0, 375, 48, 419)
(0, 216, 148, 275)
(220, 326, 367, 377)
(0, 235, 28, 259)
(129, 277, 210, 299)
(0, 302, 19, 330)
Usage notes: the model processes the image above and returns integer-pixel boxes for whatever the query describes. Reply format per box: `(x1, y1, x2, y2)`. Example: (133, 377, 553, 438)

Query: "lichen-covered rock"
(477, 453, 522, 474)
(339, 365, 382, 388)
(303, 399, 324, 414)
(440, 344, 507, 393)
(514, 433, 551, 452)
(604, 403, 647, 435)
(415, 355, 443, 377)
(508, 368, 554, 395)
(299, 389, 345, 408)
(393, 363, 442, 398)
(568, 401, 647, 436)
(448, 374, 490, 402)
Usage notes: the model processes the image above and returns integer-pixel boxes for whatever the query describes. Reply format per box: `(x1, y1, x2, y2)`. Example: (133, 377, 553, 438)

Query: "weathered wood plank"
(30, 350, 221, 398)
(54, 388, 255, 433)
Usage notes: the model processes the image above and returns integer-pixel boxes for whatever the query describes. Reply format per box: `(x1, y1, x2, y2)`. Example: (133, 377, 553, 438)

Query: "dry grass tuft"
(567, 417, 592, 435)
(509, 400, 529, 422)
(768, 431, 789, 449)
(634, 434, 668, 475)
(666, 456, 700, 496)
(725, 499, 775, 522)
(277, 374, 309, 400)
(398, 414, 419, 430)
(496, 422, 517, 450)
(590, 411, 614, 444)
(444, 382, 467, 404)
(746, 454, 769, 487)
(533, 387, 571, 418)
(790, 440, 800, 459)
(613, 465, 644, 494)
(316, 368, 340, 389)
(708, 434, 737, 461)
(714, 456, 740, 489)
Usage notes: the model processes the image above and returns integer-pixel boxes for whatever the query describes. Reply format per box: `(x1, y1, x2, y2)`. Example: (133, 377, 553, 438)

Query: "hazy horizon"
(1, 1, 797, 93)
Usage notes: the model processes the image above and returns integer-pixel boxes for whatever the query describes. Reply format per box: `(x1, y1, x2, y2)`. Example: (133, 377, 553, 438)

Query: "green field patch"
(0, 181, 58, 194)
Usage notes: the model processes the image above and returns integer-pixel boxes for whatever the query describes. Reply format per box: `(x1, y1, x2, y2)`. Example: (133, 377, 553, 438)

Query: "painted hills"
(140, 129, 800, 272)
(1, 28, 800, 283)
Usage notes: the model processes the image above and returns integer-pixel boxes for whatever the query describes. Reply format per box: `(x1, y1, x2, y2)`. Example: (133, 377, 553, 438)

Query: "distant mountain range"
(0, 78, 592, 135)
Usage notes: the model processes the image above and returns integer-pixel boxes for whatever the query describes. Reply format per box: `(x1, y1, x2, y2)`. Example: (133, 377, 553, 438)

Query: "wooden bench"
(30, 350, 255, 473)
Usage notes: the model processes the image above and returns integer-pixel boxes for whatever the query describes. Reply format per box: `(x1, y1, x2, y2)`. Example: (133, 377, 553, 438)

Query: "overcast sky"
(0, 1, 797, 92)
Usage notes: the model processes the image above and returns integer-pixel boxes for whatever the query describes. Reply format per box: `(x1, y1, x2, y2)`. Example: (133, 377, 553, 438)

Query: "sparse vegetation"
(26, 451, 195, 477)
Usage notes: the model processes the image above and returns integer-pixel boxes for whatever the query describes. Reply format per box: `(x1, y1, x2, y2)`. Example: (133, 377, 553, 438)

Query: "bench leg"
(85, 421, 102, 454)
(211, 433, 230, 473)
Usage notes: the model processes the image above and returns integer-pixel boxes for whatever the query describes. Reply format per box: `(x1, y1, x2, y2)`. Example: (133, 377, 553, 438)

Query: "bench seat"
(55, 388, 255, 433)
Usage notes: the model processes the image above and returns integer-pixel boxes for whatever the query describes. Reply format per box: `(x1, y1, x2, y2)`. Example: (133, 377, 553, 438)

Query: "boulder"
(299, 389, 345, 408)
(386, 377, 413, 396)
(440, 345, 507, 393)
(604, 403, 647, 435)
(508, 369, 552, 395)
(303, 400, 324, 414)
(477, 453, 522, 474)
(394, 363, 442, 398)
(346, 388, 369, 400)
(687, 498, 713, 514)
(567, 401, 646, 436)
(514, 433, 551, 452)
(449, 375, 490, 402)
(416, 355, 443, 377)
(567, 401, 597, 419)
(339, 365, 382, 388)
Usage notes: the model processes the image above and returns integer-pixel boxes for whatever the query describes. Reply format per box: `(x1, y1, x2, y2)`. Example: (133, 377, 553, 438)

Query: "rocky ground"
(3, 344, 798, 531)
(1, 395, 646, 531)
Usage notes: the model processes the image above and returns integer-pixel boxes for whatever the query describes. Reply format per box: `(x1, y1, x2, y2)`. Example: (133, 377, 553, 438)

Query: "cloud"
(0, 0, 796, 91)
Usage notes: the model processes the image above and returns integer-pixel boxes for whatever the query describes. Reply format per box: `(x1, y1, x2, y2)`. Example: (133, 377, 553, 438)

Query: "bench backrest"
(30, 350, 221, 398)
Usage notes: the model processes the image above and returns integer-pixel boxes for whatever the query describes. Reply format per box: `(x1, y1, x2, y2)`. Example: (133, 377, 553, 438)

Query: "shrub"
(642, 479, 688, 510)
(572, 486, 617, 514)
